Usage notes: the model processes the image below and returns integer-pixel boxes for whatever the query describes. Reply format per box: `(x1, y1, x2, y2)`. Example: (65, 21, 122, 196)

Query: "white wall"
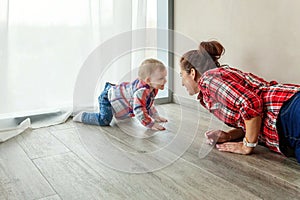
(174, 0, 300, 100)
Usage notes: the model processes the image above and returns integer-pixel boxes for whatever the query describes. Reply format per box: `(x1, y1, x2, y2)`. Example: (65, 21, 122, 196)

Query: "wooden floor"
(1, 103, 300, 200)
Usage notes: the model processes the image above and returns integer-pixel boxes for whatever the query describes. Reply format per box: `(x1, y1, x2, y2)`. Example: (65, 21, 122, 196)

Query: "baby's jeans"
(81, 82, 113, 126)
(277, 91, 300, 163)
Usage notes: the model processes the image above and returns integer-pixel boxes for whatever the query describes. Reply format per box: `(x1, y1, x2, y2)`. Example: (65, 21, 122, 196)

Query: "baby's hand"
(155, 116, 168, 123)
(151, 123, 166, 131)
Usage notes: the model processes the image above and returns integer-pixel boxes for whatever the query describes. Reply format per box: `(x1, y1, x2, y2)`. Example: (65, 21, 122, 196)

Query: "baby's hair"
(138, 58, 166, 80)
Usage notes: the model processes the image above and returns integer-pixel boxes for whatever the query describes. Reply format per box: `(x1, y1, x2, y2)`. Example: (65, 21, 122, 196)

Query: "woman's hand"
(216, 142, 253, 155)
(205, 130, 231, 144)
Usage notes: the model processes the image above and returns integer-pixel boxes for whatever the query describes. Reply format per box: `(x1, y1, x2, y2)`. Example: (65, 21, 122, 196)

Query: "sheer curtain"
(1, 0, 134, 116)
(0, 0, 163, 140)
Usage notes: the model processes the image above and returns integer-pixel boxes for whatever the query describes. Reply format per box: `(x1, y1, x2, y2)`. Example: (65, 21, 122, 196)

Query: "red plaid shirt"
(198, 66, 300, 153)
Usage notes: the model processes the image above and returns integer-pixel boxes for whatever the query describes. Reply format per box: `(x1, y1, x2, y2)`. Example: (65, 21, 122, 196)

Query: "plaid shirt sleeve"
(201, 74, 263, 121)
(133, 88, 155, 128)
(148, 105, 159, 119)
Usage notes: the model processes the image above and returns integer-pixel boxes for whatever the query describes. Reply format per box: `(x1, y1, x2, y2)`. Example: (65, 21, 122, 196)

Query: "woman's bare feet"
(205, 130, 231, 145)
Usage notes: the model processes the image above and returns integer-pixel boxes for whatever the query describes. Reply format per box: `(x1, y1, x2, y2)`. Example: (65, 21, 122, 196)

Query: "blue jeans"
(81, 82, 113, 126)
(277, 91, 300, 163)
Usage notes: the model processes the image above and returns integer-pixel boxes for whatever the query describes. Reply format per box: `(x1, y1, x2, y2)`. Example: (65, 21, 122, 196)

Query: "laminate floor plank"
(159, 104, 300, 199)
(51, 126, 260, 200)
(50, 128, 203, 200)
(0, 139, 56, 200)
(37, 194, 61, 200)
(182, 134, 300, 200)
(16, 128, 70, 159)
(1, 103, 300, 199)
(100, 103, 300, 199)
(33, 152, 125, 200)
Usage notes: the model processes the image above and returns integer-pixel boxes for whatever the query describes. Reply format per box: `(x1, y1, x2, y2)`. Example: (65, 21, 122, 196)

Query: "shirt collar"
(197, 79, 203, 100)
(137, 78, 150, 89)
(137, 78, 158, 94)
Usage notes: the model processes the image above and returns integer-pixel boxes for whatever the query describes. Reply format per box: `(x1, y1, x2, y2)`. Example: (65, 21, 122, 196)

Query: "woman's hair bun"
(199, 41, 225, 65)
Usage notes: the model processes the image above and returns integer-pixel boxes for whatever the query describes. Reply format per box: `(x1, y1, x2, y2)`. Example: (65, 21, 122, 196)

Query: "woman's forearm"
(244, 116, 261, 143)
(216, 116, 262, 155)
(241, 116, 262, 154)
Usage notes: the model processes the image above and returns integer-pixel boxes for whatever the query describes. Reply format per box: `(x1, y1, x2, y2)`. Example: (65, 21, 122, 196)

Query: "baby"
(73, 58, 168, 131)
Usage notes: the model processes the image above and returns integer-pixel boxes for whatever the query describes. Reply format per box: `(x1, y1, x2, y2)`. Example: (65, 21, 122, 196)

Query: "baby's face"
(149, 68, 167, 90)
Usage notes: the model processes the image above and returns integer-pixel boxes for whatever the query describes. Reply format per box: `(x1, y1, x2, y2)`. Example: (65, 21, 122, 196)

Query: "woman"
(180, 41, 300, 163)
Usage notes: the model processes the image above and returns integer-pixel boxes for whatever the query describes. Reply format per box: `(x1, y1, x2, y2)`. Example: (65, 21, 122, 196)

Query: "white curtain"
(0, 0, 162, 140)
(0, 0, 159, 117)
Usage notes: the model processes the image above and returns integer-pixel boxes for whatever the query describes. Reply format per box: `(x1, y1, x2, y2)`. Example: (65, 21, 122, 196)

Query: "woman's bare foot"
(205, 130, 231, 145)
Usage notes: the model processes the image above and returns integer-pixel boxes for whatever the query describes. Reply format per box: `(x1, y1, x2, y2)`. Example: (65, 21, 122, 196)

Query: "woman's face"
(180, 68, 200, 95)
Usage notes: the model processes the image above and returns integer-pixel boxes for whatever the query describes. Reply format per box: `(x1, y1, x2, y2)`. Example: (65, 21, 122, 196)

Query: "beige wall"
(173, 0, 300, 100)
